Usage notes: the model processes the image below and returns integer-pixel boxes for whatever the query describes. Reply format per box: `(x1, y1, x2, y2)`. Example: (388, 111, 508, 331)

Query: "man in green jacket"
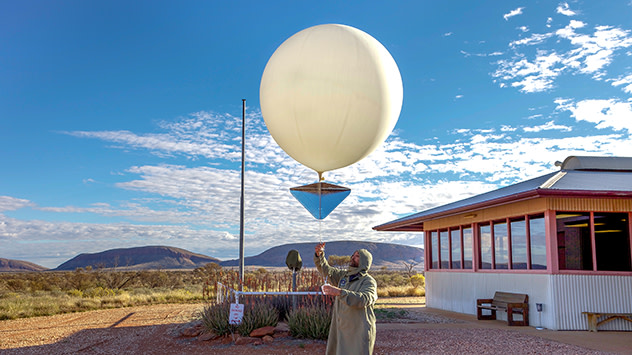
(314, 242, 378, 355)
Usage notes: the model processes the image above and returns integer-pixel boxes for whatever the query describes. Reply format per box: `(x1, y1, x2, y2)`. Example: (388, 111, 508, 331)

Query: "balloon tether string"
(318, 174, 322, 243)
(317, 171, 324, 243)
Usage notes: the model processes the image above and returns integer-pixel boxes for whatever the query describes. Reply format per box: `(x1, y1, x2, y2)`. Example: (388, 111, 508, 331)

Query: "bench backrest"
(491, 291, 528, 308)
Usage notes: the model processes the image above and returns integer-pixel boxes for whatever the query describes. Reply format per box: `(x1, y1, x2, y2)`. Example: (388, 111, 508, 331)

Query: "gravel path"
(0, 302, 622, 354)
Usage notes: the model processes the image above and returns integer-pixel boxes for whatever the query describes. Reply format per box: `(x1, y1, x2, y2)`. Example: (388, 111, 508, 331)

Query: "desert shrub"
(237, 302, 279, 336)
(6, 279, 27, 291)
(327, 255, 350, 267)
(67, 289, 83, 297)
(200, 301, 279, 337)
(375, 308, 408, 321)
(287, 304, 331, 340)
(378, 286, 425, 298)
(200, 302, 233, 336)
(83, 286, 116, 298)
(373, 271, 409, 288)
(410, 273, 425, 288)
(268, 294, 292, 321)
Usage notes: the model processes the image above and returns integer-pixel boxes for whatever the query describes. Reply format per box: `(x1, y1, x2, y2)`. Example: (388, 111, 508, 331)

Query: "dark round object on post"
(286, 249, 303, 271)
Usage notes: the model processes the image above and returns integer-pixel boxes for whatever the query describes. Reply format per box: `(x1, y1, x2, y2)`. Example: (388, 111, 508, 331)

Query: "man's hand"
(315, 242, 325, 256)
(321, 284, 342, 296)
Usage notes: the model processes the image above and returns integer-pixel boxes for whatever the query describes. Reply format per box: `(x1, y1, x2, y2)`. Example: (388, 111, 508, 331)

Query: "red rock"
(180, 326, 202, 337)
(198, 332, 219, 341)
(249, 325, 275, 337)
(273, 331, 290, 338)
(275, 322, 290, 332)
(234, 336, 258, 345)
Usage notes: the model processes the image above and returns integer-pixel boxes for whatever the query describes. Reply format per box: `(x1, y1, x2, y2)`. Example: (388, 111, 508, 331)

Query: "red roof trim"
(373, 189, 632, 232)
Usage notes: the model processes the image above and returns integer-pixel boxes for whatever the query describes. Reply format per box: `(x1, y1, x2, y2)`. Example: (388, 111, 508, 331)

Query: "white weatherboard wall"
(426, 272, 632, 330)
(426, 272, 551, 329)
(551, 275, 632, 331)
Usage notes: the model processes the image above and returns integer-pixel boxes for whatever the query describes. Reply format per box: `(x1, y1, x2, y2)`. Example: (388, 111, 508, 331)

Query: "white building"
(374, 156, 632, 330)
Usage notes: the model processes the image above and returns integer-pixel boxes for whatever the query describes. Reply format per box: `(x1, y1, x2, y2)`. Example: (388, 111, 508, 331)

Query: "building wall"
(426, 271, 632, 330)
(550, 274, 632, 331)
(426, 271, 552, 328)
(423, 196, 632, 330)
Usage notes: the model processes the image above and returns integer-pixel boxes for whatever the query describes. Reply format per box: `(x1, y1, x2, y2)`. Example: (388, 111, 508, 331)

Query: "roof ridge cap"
(540, 171, 566, 189)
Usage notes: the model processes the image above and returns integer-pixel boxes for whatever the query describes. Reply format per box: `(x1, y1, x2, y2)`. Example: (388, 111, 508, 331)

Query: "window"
(428, 210, 632, 273)
(440, 230, 450, 269)
(494, 221, 508, 269)
(529, 215, 547, 269)
(511, 218, 527, 269)
(556, 212, 593, 270)
(480, 224, 492, 269)
(430, 231, 439, 269)
(429, 214, 547, 272)
(557, 211, 632, 271)
(475, 214, 546, 271)
(463, 227, 473, 269)
(451, 229, 461, 268)
(428, 227, 473, 270)
(593, 213, 631, 271)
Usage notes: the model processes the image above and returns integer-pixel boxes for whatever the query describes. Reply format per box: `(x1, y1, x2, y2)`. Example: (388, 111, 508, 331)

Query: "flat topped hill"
(10, 242, 423, 271)
(54, 245, 221, 271)
(220, 241, 424, 269)
(0, 258, 48, 272)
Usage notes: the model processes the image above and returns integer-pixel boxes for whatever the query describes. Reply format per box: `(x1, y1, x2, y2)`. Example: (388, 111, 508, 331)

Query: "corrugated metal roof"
(374, 156, 632, 231)
(547, 170, 632, 191)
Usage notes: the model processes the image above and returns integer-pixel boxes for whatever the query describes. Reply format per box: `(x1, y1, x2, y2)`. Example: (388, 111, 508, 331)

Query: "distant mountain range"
(55, 246, 221, 271)
(220, 241, 423, 269)
(0, 258, 48, 272)
(0, 242, 424, 272)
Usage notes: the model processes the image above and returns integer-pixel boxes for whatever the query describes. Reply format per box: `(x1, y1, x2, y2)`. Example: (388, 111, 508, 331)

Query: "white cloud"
(504, 7, 525, 21)
(509, 33, 554, 48)
(555, 98, 632, 132)
(556, 23, 632, 76)
(556, 2, 576, 17)
(523, 120, 573, 132)
(0, 196, 32, 212)
(9, 99, 632, 268)
(610, 74, 632, 94)
(493, 19, 632, 92)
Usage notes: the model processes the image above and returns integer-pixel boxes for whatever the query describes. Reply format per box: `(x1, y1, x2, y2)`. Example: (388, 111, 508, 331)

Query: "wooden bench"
(477, 291, 529, 326)
(582, 312, 632, 332)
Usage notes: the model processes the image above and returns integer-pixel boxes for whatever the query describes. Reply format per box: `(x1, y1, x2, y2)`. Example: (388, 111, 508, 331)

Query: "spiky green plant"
(287, 304, 331, 340)
(200, 302, 234, 336)
(237, 301, 279, 336)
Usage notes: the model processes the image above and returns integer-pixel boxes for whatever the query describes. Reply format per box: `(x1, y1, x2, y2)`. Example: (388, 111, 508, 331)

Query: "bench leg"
(507, 312, 526, 326)
(507, 306, 528, 326)
(586, 313, 598, 332)
(477, 308, 496, 320)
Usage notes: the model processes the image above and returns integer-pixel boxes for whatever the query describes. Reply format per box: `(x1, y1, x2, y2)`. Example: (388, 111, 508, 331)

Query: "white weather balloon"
(260, 24, 403, 175)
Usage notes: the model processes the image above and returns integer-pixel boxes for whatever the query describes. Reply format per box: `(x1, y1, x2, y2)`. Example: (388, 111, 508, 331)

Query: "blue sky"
(2, 1, 632, 268)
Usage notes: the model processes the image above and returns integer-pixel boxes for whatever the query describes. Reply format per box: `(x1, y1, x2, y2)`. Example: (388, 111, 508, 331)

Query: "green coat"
(314, 249, 378, 355)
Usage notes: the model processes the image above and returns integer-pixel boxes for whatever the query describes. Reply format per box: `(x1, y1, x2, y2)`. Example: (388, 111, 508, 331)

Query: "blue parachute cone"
(290, 182, 351, 220)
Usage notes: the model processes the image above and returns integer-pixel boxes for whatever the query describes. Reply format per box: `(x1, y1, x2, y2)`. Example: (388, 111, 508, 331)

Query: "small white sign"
(229, 303, 244, 325)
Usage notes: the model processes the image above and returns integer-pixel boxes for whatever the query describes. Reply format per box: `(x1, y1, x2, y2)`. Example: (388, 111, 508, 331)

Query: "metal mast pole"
(239, 99, 246, 291)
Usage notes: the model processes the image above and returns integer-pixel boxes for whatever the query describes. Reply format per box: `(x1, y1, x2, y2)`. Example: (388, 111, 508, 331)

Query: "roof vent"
(560, 156, 632, 171)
